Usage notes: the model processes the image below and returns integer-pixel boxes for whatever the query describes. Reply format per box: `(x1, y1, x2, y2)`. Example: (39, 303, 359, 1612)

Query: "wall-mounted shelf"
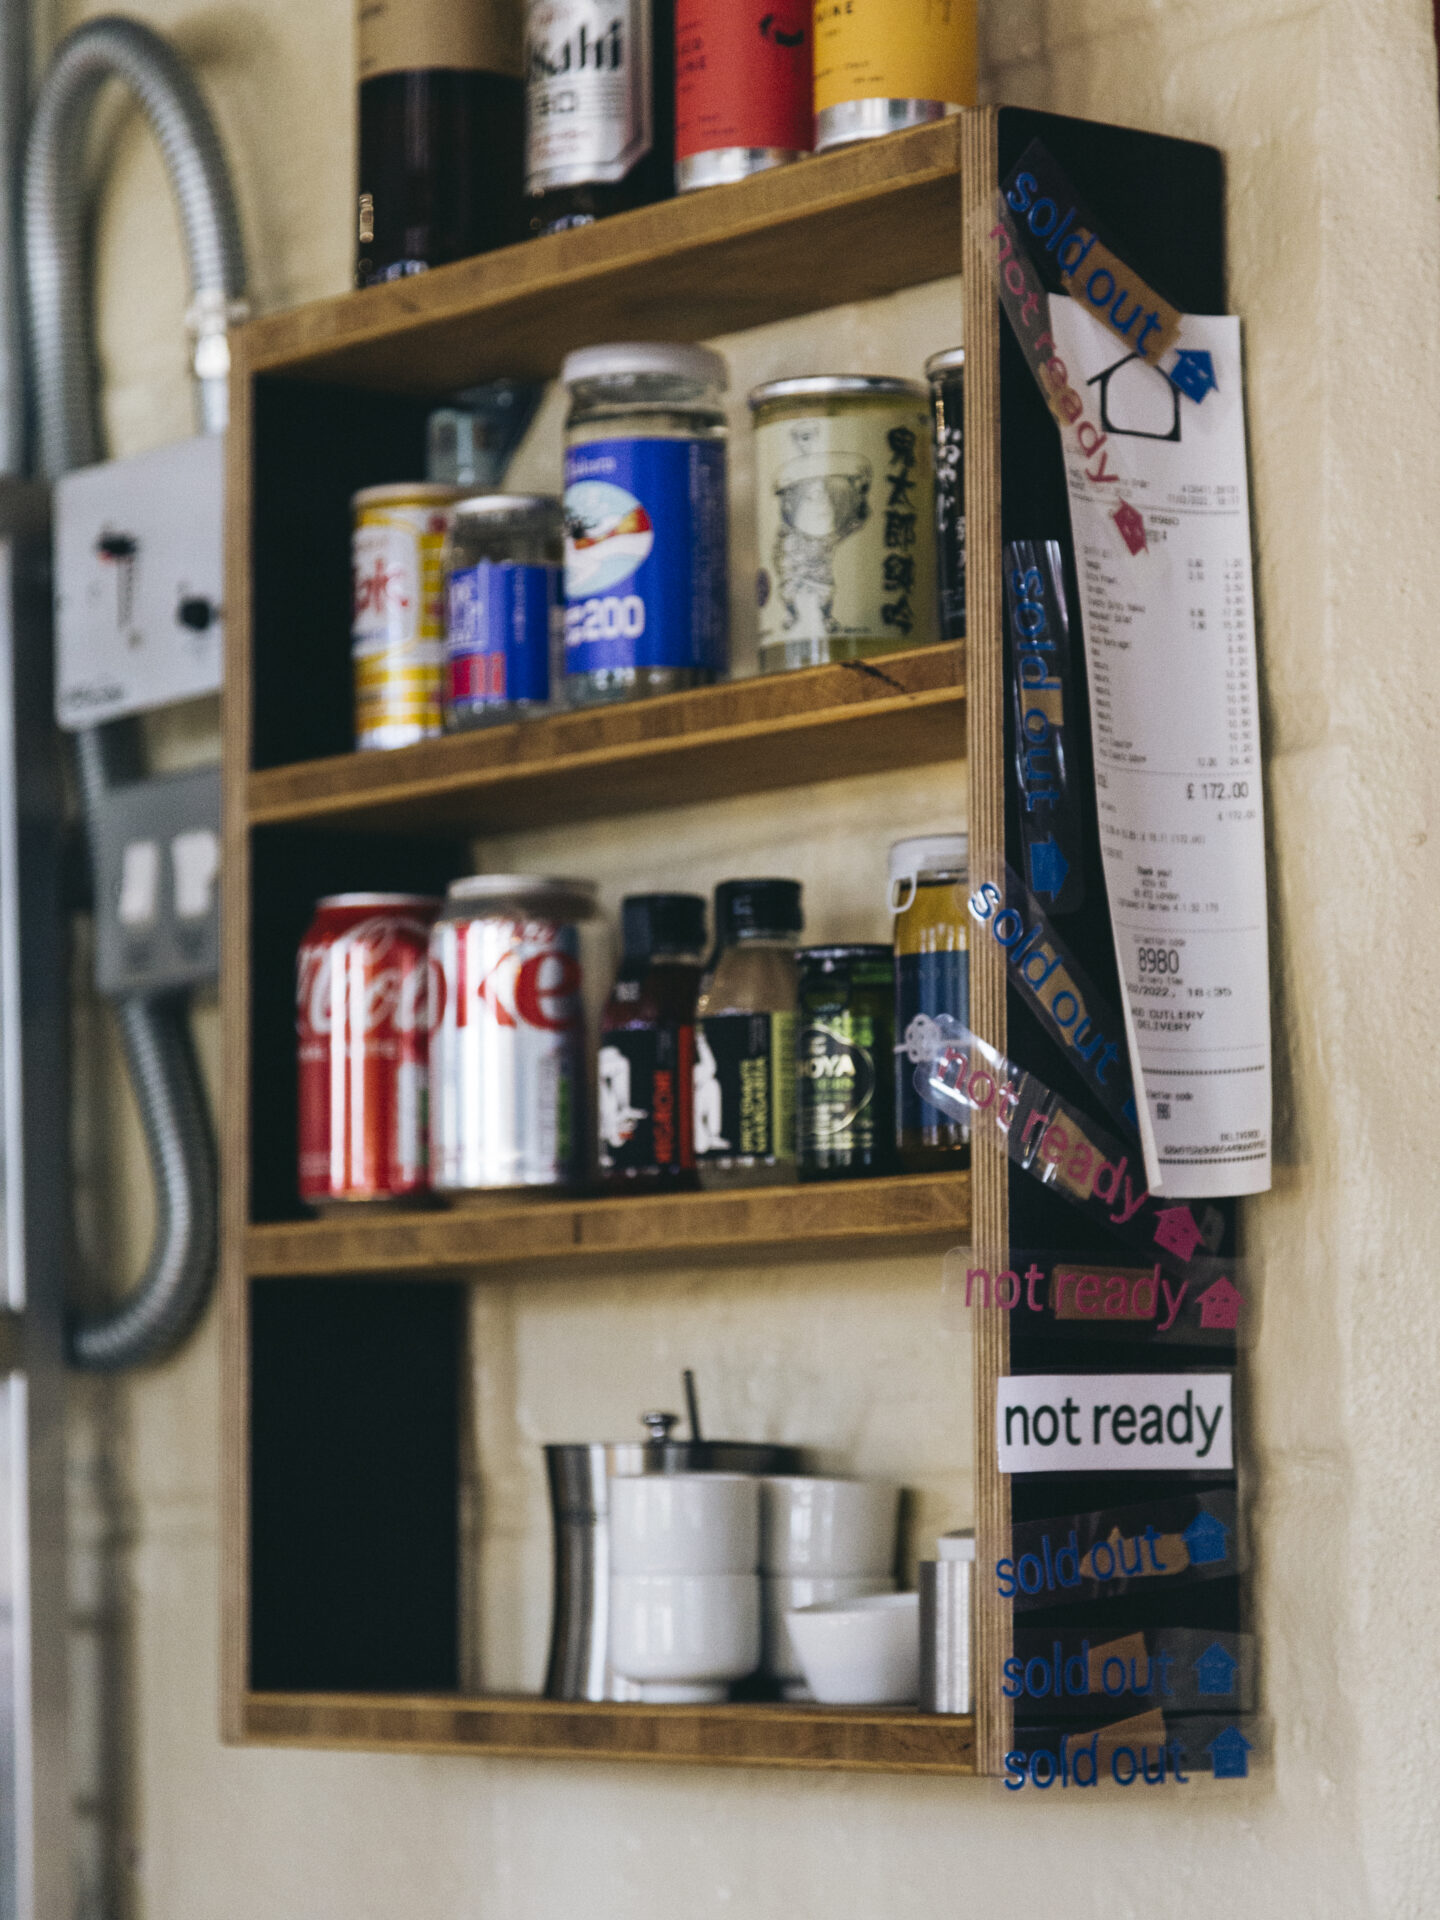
(246, 1172, 971, 1277)
(246, 643, 964, 835)
(242, 1693, 975, 1775)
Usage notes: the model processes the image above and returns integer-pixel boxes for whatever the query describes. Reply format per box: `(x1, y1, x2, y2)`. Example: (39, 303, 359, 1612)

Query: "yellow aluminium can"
(350, 482, 461, 750)
(750, 375, 937, 674)
(813, 0, 977, 153)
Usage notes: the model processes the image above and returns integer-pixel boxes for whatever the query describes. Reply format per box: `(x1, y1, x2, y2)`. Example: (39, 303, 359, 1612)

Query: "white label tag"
(996, 1372, 1233, 1473)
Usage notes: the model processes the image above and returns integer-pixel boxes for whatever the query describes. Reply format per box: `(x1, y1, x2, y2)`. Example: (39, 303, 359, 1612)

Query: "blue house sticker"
(1193, 1643, 1239, 1697)
(1182, 1509, 1231, 1567)
(1206, 1726, 1253, 1779)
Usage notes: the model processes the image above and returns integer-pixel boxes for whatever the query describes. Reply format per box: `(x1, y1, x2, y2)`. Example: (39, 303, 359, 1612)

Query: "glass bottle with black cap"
(599, 893, 707, 1193)
(695, 879, 803, 1191)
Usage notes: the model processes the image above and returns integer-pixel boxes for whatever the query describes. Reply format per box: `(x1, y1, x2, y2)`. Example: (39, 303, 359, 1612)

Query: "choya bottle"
(890, 834, 970, 1172)
(694, 880, 802, 1189)
(356, 0, 525, 285)
(524, 0, 675, 234)
(599, 894, 706, 1192)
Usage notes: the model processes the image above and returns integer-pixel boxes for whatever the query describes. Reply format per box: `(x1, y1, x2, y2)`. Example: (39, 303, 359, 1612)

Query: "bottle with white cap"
(888, 833, 970, 1172)
(561, 342, 730, 708)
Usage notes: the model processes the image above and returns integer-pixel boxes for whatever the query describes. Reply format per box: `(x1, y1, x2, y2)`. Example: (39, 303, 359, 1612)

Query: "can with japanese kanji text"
(429, 875, 600, 1193)
(675, 0, 813, 193)
(297, 892, 441, 1207)
(351, 482, 461, 749)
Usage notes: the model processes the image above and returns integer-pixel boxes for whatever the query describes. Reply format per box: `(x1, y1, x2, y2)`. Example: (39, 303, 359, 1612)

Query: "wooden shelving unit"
(223, 104, 1225, 1779)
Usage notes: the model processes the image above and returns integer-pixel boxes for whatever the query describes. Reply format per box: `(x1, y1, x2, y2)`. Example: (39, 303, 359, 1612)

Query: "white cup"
(610, 1472, 760, 1576)
(760, 1476, 899, 1577)
(786, 1591, 921, 1705)
(609, 1572, 761, 1702)
(762, 1574, 895, 1685)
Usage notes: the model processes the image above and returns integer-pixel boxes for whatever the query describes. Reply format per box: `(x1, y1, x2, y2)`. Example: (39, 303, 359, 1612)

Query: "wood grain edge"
(219, 338, 256, 1741)
(961, 105, 1013, 1780)
(241, 121, 965, 376)
(241, 1693, 977, 1775)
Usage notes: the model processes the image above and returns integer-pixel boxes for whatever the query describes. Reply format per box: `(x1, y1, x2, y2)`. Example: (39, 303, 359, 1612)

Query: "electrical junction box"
(54, 434, 224, 728)
(92, 764, 221, 995)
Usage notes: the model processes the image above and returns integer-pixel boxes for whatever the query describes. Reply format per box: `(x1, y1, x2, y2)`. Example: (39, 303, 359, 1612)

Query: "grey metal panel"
(0, 480, 71, 1920)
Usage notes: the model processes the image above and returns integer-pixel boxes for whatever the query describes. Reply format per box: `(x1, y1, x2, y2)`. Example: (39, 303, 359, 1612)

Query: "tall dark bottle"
(523, 1, 675, 235)
(356, 0, 526, 286)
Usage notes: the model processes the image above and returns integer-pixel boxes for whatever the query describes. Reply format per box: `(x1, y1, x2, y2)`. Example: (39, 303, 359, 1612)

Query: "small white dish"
(762, 1574, 895, 1682)
(610, 1472, 759, 1576)
(760, 1475, 898, 1577)
(786, 1591, 920, 1705)
(609, 1571, 761, 1699)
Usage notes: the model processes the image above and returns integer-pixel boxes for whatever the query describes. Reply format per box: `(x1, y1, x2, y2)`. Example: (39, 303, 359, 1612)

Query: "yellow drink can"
(350, 482, 460, 751)
(814, 0, 976, 153)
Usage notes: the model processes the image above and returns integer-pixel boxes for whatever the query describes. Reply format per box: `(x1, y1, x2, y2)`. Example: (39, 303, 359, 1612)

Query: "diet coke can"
(429, 876, 599, 1193)
(297, 893, 440, 1206)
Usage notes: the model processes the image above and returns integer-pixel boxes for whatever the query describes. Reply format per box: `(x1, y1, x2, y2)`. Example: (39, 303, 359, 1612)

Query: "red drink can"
(675, 1, 813, 194)
(297, 892, 440, 1206)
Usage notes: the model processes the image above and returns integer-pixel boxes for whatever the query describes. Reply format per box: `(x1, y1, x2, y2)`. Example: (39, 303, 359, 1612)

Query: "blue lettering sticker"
(563, 438, 728, 678)
(446, 561, 559, 715)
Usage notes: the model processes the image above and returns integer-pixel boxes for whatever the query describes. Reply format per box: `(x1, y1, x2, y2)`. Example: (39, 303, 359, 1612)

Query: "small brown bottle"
(599, 894, 706, 1192)
(695, 880, 803, 1190)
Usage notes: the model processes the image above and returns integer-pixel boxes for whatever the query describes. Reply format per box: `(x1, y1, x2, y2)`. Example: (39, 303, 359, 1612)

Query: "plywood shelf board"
(238, 121, 965, 392)
(243, 1693, 976, 1774)
(247, 643, 965, 831)
(247, 1171, 972, 1277)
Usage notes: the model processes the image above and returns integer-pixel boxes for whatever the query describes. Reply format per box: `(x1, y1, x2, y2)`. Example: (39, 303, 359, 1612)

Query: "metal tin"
(750, 376, 937, 674)
(919, 1534, 973, 1713)
(444, 493, 564, 728)
(428, 874, 598, 1193)
(813, 0, 975, 153)
(795, 944, 895, 1180)
(926, 346, 966, 641)
(351, 482, 461, 749)
(297, 893, 440, 1206)
(674, 0, 811, 193)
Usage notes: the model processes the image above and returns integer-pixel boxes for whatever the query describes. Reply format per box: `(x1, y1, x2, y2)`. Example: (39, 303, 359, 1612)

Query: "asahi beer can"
(675, 0, 813, 193)
(813, 0, 976, 154)
(750, 375, 937, 674)
(351, 483, 460, 750)
(297, 893, 441, 1207)
(429, 875, 599, 1193)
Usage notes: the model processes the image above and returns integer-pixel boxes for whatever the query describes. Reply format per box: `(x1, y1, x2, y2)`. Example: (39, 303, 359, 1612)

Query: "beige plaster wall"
(48, 0, 1440, 1914)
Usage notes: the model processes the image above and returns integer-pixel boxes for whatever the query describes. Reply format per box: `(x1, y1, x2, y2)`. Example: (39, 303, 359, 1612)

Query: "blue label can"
(563, 437, 728, 685)
(445, 561, 561, 725)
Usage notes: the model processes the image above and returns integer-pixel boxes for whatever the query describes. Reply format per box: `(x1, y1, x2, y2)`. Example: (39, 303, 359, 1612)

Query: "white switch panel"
(54, 434, 224, 728)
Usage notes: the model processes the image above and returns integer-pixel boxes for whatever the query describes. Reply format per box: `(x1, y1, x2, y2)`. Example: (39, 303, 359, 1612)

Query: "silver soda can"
(429, 875, 599, 1193)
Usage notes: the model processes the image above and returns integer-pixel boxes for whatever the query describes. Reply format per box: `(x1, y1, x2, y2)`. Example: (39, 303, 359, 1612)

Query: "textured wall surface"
(46, 0, 1440, 1913)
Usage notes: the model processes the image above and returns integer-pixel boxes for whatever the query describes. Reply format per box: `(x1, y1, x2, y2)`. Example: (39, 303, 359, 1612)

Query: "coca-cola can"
(297, 892, 441, 1206)
(429, 876, 599, 1194)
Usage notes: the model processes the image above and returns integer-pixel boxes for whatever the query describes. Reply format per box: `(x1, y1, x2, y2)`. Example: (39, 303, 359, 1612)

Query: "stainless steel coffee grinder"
(544, 1403, 802, 1701)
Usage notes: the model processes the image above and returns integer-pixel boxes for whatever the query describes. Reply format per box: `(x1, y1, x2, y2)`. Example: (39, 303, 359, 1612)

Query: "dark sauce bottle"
(356, 0, 525, 287)
(599, 893, 706, 1193)
(523, 0, 675, 236)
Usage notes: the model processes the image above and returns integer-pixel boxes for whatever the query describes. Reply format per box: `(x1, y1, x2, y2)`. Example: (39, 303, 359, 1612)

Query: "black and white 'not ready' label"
(996, 1373, 1232, 1473)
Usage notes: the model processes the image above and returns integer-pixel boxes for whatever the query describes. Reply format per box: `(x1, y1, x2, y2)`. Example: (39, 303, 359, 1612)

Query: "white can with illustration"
(749, 376, 937, 675)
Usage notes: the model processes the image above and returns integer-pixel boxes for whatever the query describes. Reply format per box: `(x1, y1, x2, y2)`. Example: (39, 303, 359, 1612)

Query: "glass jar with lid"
(561, 342, 730, 708)
(889, 833, 970, 1173)
(443, 493, 564, 729)
(694, 878, 803, 1189)
(749, 375, 937, 675)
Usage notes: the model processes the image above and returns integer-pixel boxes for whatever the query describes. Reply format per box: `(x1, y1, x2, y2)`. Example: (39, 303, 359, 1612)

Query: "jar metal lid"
(748, 374, 928, 410)
(562, 341, 729, 391)
(453, 492, 562, 521)
(351, 482, 462, 510)
(924, 346, 966, 380)
(444, 874, 599, 917)
(316, 893, 441, 911)
(798, 944, 894, 965)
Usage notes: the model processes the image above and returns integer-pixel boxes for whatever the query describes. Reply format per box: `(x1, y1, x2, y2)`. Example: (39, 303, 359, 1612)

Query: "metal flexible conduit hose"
(23, 16, 246, 1369)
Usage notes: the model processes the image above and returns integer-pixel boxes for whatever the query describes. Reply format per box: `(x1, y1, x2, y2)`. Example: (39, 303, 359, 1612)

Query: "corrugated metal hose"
(22, 15, 245, 1368)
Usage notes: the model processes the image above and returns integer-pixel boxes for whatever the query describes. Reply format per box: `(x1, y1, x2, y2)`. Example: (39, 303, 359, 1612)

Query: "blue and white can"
(562, 342, 730, 707)
(443, 494, 564, 729)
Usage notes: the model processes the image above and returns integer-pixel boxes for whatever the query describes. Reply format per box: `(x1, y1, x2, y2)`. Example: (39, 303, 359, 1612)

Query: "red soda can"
(675, 0, 813, 194)
(297, 893, 440, 1206)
